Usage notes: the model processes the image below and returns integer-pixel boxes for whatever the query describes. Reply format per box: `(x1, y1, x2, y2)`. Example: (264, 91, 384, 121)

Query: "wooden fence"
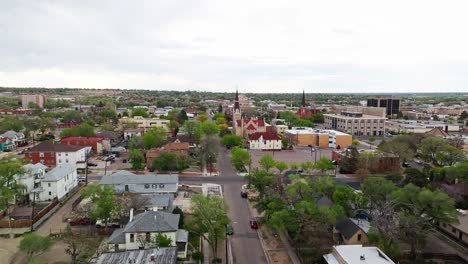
(0, 198, 59, 228)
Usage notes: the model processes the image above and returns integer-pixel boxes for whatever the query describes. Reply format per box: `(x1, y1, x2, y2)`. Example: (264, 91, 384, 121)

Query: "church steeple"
(301, 90, 306, 107)
(234, 89, 240, 112)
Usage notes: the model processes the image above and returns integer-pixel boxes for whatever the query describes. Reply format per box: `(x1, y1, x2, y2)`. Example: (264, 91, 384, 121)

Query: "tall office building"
(367, 97, 400, 116)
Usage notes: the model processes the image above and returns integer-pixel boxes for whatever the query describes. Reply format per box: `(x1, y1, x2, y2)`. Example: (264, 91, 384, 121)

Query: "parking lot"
(85, 151, 131, 174)
(249, 146, 333, 170)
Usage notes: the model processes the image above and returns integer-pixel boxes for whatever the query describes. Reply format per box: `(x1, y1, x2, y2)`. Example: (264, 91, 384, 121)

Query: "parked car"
(240, 191, 248, 198)
(87, 162, 98, 167)
(249, 219, 258, 229)
(78, 176, 86, 182)
(68, 217, 94, 226)
(95, 219, 120, 228)
(226, 224, 234, 235)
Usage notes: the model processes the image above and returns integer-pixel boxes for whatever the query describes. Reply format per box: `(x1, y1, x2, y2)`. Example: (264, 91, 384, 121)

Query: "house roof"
(0, 137, 13, 143)
(335, 218, 361, 240)
(96, 247, 177, 264)
(236, 118, 266, 127)
(24, 163, 48, 174)
(141, 193, 174, 208)
(60, 136, 104, 143)
(324, 245, 395, 264)
(125, 211, 180, 233)
(99, 170, 178, 185)
(42, 164, 75, 181)
(168, 135, 195, 145)
(1, 130, 24, 139)
(248, 132, 280, 141)
(176, 229, 189, 242)
(441, 183, 468, 196)
(107, 228, 125, 244)
(25, 142, 85, 153)
(96, 131, 122, 140)
(162, 142, 190, 151)
(424, 127, 449, 137)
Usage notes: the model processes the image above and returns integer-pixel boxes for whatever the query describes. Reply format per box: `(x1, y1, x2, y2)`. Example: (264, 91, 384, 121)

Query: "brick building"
(60, 136, 105, 154)
(24, 142, 85, 166)
(285, 128, 352, 149)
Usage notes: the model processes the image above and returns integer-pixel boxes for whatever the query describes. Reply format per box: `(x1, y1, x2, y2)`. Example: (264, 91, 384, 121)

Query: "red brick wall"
(24, 152, 56, 166)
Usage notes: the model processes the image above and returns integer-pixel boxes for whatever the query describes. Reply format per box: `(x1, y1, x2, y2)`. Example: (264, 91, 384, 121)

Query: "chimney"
(129, 208, 134, 222)
(360, 254, 365, 260)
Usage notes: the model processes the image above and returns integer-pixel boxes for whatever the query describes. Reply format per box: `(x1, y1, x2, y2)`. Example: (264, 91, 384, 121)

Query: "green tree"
(460, 110, 468, 120)
(313, 157, 335, 174)
(151, 152, 190, 172)
(258, 154, 276, 172)
(338, 147, 359, 174)
(275, 161, 288, 174)
(81, 183, 120, 227)
(19, 233, 53, 261)
(142, 127, 167, 149)
(378, 140, 414, 162)
(435, 144, 466, 166)
(188, 194, 230, 261)
(128, 135, 144, 149)
(0, 157, 26, 211)
(247, 170, 274, 196)
(300, 161, 314, 175)
(62, 110, 82, 122)
(129, 149, 145, 170)
(418, 137, 448, 164)
(131, 108, 149, 117)
(154, 233, 173, 247)
(196, 114, 208, 122)
(384, 172, 403, 185)
(230, 147, 250, 172)
(221, 134, 243, 148)
(60, 124, 95, 137)
(0, 115, 24, 133)
(199, 121, 219, 136)
(182, 120, 200, 143)
(212, 112, 225, 120)
(98, 109, 118, 124)
(393, 184, 458, 259)
(403, 168, 429, 187)
(178, 109, 188, 124)
(172, 207, 184, 229)
(62, 225, 102, 264)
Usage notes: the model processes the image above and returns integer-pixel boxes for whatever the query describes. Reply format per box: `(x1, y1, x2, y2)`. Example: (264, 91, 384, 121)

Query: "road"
(215, 148, 267, 264)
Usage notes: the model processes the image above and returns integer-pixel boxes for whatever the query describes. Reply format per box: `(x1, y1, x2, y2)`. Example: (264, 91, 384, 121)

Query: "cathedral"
(297, 90, 320, 118)
(232, 90, 267, 137)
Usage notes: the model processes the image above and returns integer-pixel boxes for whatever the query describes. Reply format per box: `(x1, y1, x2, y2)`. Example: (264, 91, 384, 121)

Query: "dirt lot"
(260, 227, 292, 264)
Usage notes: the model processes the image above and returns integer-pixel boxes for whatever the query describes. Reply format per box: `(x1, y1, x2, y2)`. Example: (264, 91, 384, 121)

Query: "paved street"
(216, 148, 268, 264)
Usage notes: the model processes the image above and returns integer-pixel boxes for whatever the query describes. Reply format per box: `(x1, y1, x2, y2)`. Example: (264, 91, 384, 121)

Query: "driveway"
(36, 190, 81, 235)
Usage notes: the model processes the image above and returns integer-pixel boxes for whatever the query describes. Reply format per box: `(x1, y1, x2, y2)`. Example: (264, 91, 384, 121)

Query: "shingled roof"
(25, 142, 84, 153)
(124, 211, 179, 233)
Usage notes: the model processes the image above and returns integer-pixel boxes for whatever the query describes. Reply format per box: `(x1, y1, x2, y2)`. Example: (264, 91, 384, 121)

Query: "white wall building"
(34, 164, 78, 201)
(56, 146, 87, 167)
(18, 163, 48, 195)
(324, 245, 395, 264)
(248, 132, 282, 150)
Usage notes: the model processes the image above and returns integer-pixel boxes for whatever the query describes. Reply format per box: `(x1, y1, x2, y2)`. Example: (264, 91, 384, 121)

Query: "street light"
(307, 145, 317, 163)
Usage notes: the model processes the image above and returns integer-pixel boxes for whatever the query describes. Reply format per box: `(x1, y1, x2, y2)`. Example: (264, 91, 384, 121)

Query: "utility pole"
(30, 191, 36, 232)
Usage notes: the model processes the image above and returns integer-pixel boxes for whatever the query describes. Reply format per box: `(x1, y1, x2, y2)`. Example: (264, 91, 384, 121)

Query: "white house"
(100, 171, 179, 194)
(17, 163, 48, 195)
(248, 132, 282, 150)
(1, 130, 26, 146)
(56, 146, 88, 168)
(107, 210, 188, 258)
(324, 245, 395, 264)
(33, 164, 78, 202)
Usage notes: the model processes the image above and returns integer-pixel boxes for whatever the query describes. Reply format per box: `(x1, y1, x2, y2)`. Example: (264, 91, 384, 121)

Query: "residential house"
(140, 193, 175, 212)
(440, 183, 468, 206)
(32, 164, 78, 202)
(107, 210, 188, 258)
(248, 132, 282, 150)
(0, 137, 15, 151)
(124, 127, 144, 140)
(96, 131, 124, 147)
(100, 170, 178, 194)
(1, 130, 27, 147)
(17, 163, 48, 196)
(24, 142, 87, 167)
(323, 245, 395, 264)
(96, 247, 177, 264)
(146, 142, 190, 168)
(334, 218, 370, 245)
(60, 136, 107, 154)
(438, 209, 468, 246)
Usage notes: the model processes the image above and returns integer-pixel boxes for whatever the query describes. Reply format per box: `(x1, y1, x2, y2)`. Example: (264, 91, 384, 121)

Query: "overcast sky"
(1, 0, 468, 93)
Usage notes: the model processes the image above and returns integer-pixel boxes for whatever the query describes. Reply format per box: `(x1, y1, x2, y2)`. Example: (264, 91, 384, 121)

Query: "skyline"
(1, 1, 468, 93)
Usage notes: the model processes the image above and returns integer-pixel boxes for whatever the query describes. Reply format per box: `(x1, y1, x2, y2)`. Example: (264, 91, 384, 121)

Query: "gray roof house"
(100, 170, 178, 194)
(42, 164, 76, 182)
(96, 247, 177, 264)
(140, 193, 175, 212)
(106, 211, 188, 259)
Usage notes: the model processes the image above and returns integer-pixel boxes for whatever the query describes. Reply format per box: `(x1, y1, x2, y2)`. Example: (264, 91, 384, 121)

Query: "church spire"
(301, 90, 306, 107)
(234, 89, 240, 111)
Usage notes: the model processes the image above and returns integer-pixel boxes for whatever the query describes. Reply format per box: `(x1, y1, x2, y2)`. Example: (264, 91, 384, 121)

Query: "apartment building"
(284, 127, 352, 149)
(22, 95, 46, 109)
(367, 97, 400, 116)
(324, 107, 387, 136)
